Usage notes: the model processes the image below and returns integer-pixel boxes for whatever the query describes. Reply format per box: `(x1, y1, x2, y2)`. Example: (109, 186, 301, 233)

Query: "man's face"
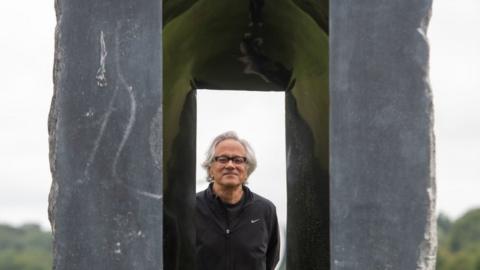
(209, 139, 248, 188)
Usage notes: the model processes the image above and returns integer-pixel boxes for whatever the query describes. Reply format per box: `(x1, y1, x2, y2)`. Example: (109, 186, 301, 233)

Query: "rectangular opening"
(163, 2, 329, 268)
(196, 89, 287, 268)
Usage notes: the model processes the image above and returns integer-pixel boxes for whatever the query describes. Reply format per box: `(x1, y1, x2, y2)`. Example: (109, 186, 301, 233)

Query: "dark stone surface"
(286, 91, 330, 269)
(163, 89, 197, 270)
(163, 0, 328, 34)
(330, 0, 436, 269)
(48, 0, 163, 269)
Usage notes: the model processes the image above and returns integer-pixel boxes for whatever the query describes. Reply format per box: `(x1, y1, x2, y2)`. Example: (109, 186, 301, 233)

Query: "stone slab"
(49, 0, 163, 269)
(330, 1, 436, 269)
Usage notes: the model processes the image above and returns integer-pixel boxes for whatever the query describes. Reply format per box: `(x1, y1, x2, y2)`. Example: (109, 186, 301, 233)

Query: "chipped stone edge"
(416, 2, 438, 270)
(48, 0, 63, 267)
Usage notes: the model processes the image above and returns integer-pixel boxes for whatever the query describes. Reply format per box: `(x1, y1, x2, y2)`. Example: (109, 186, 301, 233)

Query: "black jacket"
(196, 184, 280, 270)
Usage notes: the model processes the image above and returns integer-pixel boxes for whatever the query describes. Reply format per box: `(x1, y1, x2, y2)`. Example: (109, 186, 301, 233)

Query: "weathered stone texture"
(330, 0, 436, 269)
(49, 0, 163, 269)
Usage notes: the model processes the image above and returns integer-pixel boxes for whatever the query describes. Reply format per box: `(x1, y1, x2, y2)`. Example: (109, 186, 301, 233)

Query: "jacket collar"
(205, 182, 254, 206)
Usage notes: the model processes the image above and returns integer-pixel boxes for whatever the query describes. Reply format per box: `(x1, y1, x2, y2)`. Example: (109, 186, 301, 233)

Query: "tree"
(0, 224, 52, 270)
(437, 209, 480, 270)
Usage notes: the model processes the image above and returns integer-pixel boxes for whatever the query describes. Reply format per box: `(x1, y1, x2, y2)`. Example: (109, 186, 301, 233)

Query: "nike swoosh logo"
(251, 219, 260, 223)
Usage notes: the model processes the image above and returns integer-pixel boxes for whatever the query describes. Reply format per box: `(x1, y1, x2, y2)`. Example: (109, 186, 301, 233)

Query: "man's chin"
(218, 178, 242, 188)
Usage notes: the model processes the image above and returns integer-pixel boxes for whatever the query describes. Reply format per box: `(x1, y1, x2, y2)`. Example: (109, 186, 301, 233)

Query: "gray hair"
(201, 131, 257, 182)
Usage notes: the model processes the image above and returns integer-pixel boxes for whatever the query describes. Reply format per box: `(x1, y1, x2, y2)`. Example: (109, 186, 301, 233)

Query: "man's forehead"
(215, 139, 246, 153)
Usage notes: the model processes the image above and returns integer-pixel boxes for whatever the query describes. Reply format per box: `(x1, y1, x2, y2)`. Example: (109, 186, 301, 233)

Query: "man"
(196, 131, 280, 270)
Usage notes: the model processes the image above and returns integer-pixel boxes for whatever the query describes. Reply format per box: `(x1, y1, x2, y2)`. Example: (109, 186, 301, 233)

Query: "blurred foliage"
(1, 209, 480, 270)
(0, 224, 52, 270)
(437, 208, 480, 270)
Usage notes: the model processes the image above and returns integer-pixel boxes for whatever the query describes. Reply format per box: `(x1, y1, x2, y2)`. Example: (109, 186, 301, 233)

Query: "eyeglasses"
(214, 156, 247, 165)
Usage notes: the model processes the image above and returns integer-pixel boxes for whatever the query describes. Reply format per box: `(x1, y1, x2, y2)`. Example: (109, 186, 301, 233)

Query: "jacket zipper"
(225, 208, 232, 270)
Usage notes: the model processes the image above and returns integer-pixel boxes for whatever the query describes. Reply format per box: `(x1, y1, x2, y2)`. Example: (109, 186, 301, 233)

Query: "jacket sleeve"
(266, 207, 280, 270)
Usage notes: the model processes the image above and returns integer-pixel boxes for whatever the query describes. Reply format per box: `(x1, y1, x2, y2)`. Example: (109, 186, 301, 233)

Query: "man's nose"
(225, 160, 236, 167)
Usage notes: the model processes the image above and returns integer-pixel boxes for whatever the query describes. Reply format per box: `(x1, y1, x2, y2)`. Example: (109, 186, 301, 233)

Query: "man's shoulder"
(250, 190, 276, 211)
(196, 189, 207, 201)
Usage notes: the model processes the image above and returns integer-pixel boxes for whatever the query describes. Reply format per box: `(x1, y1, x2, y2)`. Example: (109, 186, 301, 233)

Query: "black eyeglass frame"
(213, 156, 248, 165)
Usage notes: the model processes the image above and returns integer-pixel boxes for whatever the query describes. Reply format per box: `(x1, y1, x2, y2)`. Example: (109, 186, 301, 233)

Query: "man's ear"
(208, 166, 213, 180)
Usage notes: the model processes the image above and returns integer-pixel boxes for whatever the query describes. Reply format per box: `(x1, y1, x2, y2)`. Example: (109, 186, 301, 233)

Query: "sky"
(429, 0, 480, 219)
(0, 1, 55, 229)
(0, 1, 479, 231)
